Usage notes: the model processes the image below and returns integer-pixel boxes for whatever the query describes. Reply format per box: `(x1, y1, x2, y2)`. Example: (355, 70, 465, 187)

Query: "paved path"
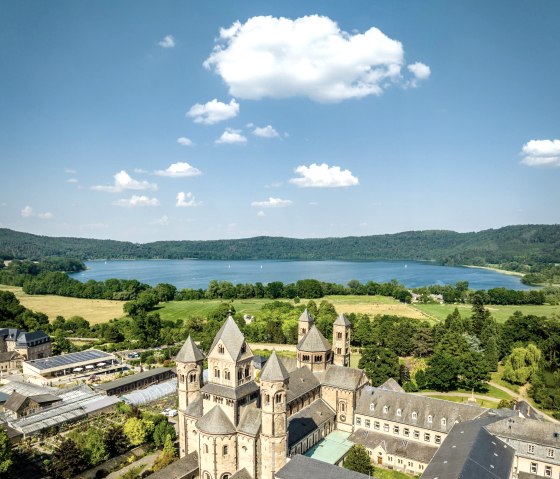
(106, 451, 160, 479)
(416, 391, 499, 403)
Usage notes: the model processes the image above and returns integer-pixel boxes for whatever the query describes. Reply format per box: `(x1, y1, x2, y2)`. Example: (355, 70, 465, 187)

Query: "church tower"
(260, 351, 289, 479)
(176, 335, 204, 457)
(333, 313, 352, 367)
(298, 308, 314, 343)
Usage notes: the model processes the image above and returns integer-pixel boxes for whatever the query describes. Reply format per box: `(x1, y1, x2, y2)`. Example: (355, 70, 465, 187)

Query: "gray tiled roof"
(16, 330, 50, 346)
(286, 366, 321, 404)
(201, 380, 259, 400)
(237, 404, 262, 436)
(485, 416, 560, 448)
(297, 325, 331, 353)
(280, 357, 298, 372)
(276, 455, 374, 479)
(298, 309, 314, 323)
(333, 313, 352, 326)
(320, 365, 366, 390)
(0, 351, 22, 362)
(209, 316, 248, 360)
(3, 391, 26, 412)
(196, 405, 236, 435)
(260, 351, 290, 382)
(95, 367, 175, 391)
(422, 416, 515, 479)
(185, 396, 203, 418)
(0, 391, 9, 403)
(355, 386, 487, 433)
(288, 399, 335, 447)
(176, 335, 204, 363)
(147, 451, 198, 479)
(349, 428, 438, 464)
(379, 378, 405, 393)
(230, 468, 252, 479)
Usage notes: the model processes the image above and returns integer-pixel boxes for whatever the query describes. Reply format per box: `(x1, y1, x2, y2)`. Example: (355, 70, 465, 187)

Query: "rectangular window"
(408, 461, 413, 467)
(403, 428, 410, 437)
(435, 435, 441, 445)
(547, 448, 554, 458)
(365, 419, 371, 428)
(530, 463, 538, 474)
(393, 426, 400, 434)
(424, 433, 431, 442)
(528, 444, 535, 454)
(388, 456, 393, 462)
(384, 423, 390, 432)
(356, 417, 362, 426)
(398, 459, 403, 465)
(544, 466, 552, 477)
(374, 421, 380, 430)
(413, 430, 420, 439)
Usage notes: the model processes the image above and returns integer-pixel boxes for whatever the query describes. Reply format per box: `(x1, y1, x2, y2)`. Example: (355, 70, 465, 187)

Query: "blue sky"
(1, 0, 559, 242)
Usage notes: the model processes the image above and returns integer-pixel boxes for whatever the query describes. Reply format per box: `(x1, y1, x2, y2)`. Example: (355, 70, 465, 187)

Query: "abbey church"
(175, 309, 369, 479)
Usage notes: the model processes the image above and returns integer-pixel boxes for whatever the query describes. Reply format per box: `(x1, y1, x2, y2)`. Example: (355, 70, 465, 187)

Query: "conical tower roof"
(176, 335, 205, 363)
(334, 313, 352, 327)
(196, 405, 236, 435)
(298, 308, 314, 323)
(260, 351, 290, 382)
(297, 325, 331, 352)
(209, 315, 247, 359)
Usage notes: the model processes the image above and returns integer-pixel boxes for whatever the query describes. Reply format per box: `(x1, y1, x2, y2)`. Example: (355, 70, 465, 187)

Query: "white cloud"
(38, 212, 54, 220)
(155, 162, 202, 177)
(216, 128, 247, 145)
(67, 178, 78, 183)
(158, 35, 175, 48)
(257, 210, 266, 217)
(21, 206, 33, 217)
(65, 168, 77, 174)
(251, 197, 293, 208)
(253, 125, 280, 138)
(113, 195, 160, 207)
(155, 215, 170, 226)
(92, 170, 157, 193)
(134, 168, 148, 174)
(203, 15, 428, 102)
(176, 191, 200, 207)
(408, 62, 431, 80)
(177, 136, 193, 146)
(290, 163, 359, 187)
(186, 99, 239, 125)
(520, 139, 560, 167)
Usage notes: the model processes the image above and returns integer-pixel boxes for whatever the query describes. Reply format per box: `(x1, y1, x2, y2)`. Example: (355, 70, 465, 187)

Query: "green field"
(425, 394, 499, 408)
(413, 302, 560, 323)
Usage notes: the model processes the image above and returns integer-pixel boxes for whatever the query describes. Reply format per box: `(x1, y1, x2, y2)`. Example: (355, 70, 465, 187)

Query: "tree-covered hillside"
(0, 225, 558, 268)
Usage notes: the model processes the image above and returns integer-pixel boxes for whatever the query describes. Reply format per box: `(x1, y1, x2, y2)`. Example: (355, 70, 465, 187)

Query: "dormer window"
(412, 411, 417, 419)
(218, 345, 225, 354)
(396, 408, 402, 417)
(383, 405, 388, 413)
(428, 415, 433, 424)
(441, 418, 447, 427)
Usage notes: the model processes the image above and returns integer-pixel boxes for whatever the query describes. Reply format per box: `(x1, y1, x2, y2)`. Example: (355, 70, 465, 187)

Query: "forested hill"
(1, 225, 559, 267)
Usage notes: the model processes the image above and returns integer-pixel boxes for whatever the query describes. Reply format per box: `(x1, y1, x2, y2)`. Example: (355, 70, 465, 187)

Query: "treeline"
(1, 225, 559, 268)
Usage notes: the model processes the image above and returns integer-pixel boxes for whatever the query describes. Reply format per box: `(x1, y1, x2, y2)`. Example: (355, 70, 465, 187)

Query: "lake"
(69, 260, 532, 291)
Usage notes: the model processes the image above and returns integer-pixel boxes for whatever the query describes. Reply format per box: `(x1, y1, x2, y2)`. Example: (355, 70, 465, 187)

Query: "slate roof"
(260, 351, 290, 382)
(485, 416, 560, 448)
(355, 386, 487, 433)
(95, 367, 175, 391)
(176, 335, 205, 363)
(422, 416, 515, 479)
(280, 357, 298, 372)
(378, 378, 405, 393)
(333, 313, 352, 327)
(3, 391, 60, 412)
(288, 399, 335, 447)
(320, 365, 366, 390)
(286, 366, 321, 404)
(349, 428, 438, 464)
(237, 404, 262, 436)
(230, 469, 252, 479)
(276, 455, 374, 479)
(0, 351, 22, 362)
(16, 330, 50, 346)
(209, 316, 248, 360)
(297, 325, 331, 353)
(184, 396, 204, 418)
(0, 391, 9, 404)
(196, 405, 236, 435)
(298, 309, 314, 323)
(147, 451, 198, 479)
(201, 380, 259, 400)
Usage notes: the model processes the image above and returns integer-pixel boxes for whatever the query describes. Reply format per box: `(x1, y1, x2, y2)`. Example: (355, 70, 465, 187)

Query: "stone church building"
(175, 309, 368, 479)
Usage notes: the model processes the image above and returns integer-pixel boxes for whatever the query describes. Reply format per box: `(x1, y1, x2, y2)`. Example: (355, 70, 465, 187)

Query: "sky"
(1, 0, 559, 242)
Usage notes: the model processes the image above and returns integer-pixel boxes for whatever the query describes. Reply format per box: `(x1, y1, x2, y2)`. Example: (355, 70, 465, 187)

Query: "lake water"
(69, 260, 532, 291)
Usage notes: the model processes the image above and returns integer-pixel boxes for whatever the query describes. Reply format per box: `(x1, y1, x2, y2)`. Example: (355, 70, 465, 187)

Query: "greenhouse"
(121, 379, 177, 405)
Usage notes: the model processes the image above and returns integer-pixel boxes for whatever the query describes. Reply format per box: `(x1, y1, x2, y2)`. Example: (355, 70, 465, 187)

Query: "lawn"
(155, 298, 273, 321)
(413, 302, 560, 323)
(426, 394, 499, 408)
(491, 367, 521, 394)
(0, 285, 126, 324)
(374, 467, 418, 479)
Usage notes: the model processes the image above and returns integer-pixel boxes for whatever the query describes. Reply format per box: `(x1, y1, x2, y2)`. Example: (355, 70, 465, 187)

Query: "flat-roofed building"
(23, 349, 120, 383)
(95, 367, 176, 396)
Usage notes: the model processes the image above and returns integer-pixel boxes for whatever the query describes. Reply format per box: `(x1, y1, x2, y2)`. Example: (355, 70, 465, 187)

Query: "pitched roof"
(260, 351, 290, 382)
(176, 336, 205, 363)
(355, 386, 487, 433)
(95, 367, 175, 391)
(333, 313, 352, 327)
(237, 404, 262, 436)
(3, 391, 27, 412)
(0, 351, 22, 362)
(298, 309, 314, 323)
(201, 380, 259, 401)
(321, 365, 366, 390)
(209, 315, 248, 360)
(286, 366, 321, 404)
(297, 325, 331, 353)
(379, 378, 405, 393)
(185, 396, 204, 418)
(485, 416, 560, 448)
(349, 428, 438, 464)
(288, 399, 335, 447)
(16, 330, 50, 345)
(147, 451, 199, 479)
(230, 469, 252, 479)
(196, 405, 236, 435)
(276, 455, 374, 479)
(422, 417, 515, 479)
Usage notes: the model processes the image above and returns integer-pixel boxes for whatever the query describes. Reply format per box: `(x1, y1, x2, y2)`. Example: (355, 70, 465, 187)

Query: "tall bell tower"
(333, 313, 352, 367)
